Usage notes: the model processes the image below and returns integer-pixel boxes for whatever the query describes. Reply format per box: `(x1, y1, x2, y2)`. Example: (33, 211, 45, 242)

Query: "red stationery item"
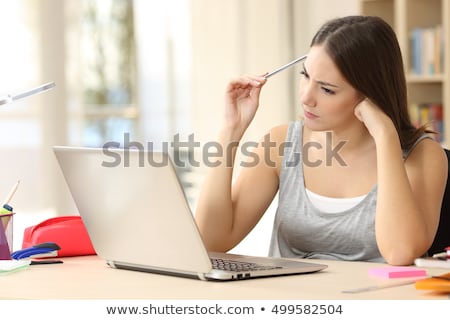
(21, 215, 96, 257)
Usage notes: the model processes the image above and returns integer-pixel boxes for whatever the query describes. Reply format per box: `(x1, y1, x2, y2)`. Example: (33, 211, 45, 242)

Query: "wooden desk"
(0, 255, 448, 300)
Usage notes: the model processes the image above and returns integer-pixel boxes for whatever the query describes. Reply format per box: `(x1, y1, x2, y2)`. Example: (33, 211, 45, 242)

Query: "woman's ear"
(353, 98, 371, 122)
(356, 93, 366, 105)
(353, 94, 367, 112)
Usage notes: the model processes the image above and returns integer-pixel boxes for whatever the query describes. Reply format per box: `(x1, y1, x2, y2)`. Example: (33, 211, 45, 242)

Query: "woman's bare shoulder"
(266, 123, 290, 143)
(407, 137, 448, 177)
(409, 137, 447, 162)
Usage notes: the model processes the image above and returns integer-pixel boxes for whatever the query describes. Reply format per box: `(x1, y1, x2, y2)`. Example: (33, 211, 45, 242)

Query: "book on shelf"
(409, 25, 444, 76)
(409, 102, 444, 142)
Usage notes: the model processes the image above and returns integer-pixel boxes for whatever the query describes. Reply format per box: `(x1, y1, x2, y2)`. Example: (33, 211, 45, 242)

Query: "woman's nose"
(300, 81, 316, 108)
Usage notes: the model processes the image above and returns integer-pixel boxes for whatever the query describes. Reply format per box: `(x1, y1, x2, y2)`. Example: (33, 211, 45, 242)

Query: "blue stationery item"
(11, 242, 60, 260)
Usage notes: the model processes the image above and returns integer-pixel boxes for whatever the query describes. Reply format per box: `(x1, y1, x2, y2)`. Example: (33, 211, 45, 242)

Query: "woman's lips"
(304, 110, 319, 120)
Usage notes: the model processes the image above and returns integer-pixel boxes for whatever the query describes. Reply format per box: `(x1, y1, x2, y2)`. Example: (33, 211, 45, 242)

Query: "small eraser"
(368, 266, 427, 278)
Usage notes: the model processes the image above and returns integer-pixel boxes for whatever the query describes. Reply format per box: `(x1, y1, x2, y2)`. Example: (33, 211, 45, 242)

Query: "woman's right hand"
(223, 75, 267, 137)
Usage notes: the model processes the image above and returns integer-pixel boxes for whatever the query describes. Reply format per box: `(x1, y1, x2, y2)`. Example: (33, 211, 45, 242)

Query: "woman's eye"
(322, 87, 335, 95)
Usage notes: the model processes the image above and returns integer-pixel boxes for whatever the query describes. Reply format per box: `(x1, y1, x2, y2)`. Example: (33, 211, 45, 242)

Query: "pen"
(342, 279, 418, 293)
(1, 180, 19, 231)
(3, 180, 20, 206)
(265, 54, 307, 78)
(30, 259, 63, 265)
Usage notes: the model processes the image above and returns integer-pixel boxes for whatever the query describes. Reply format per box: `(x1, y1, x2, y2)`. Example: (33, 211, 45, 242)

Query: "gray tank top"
(268, 121, 429, 262)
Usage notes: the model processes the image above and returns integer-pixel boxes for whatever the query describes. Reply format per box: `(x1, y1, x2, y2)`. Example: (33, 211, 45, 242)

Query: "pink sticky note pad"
(368, 266, 427, 278)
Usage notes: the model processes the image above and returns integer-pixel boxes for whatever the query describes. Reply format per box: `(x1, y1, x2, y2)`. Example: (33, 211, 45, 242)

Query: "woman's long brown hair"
(311, 15, 433, 150)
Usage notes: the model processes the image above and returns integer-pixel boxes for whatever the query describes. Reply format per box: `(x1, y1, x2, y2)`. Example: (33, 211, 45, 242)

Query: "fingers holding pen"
(225, 75, 267, 101)
(223, 75, 268, 131)
(226, 74, 267, 91)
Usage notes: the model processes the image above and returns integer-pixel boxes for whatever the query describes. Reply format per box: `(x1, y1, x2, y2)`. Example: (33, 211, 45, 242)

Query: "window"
(67, 0, 138, 146)
(67, 0, 196, 204)
(67, 0, 192, 149)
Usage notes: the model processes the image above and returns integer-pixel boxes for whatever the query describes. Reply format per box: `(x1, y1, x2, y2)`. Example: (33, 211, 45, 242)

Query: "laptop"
(53, 146, 327, 281)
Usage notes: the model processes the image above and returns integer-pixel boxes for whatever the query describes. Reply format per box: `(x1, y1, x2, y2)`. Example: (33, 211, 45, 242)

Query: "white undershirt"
(305, 188, 367, 213)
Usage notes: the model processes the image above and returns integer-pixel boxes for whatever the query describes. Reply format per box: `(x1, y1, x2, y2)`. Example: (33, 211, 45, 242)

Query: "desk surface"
(1, 255, 448, 300)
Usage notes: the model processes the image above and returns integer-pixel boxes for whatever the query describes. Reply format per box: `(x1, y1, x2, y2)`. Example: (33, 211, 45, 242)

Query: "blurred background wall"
(0, 0, 359, 252)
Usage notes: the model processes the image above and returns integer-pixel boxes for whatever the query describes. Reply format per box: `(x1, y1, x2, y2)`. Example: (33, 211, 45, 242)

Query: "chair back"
(427, 148, 450, 255)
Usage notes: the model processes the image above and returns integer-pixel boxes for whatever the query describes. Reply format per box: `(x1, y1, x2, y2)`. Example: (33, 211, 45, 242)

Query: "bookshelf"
(360, 0, 450, 146)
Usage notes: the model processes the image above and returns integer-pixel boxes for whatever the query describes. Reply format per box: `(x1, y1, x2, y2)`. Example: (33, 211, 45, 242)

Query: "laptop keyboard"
(211, 258, 282, 272)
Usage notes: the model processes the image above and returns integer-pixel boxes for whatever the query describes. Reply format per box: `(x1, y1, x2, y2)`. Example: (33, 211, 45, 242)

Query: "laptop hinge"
(197, 273, 207, 281)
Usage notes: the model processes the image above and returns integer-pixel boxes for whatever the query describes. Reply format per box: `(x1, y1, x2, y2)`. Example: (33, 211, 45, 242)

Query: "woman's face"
(299, 45, 363, 132)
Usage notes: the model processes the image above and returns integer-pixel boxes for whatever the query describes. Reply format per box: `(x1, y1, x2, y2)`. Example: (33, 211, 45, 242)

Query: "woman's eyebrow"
(303, 64, 340, 88)
(317, 80, 340, 88)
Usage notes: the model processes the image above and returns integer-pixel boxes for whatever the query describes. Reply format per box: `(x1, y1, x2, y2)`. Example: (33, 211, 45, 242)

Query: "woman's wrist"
(371, 117, 399, 146)
(374, 122, 403, 158)
(218, 122, 246, 143)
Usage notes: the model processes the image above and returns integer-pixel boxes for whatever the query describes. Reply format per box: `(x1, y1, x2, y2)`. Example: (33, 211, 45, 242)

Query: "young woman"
(195, 16, 448, 265)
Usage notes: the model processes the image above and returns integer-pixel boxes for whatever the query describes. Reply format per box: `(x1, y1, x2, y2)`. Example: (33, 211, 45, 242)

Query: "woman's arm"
(355, 100, 448, 265)
(195, 75, 281, 252)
